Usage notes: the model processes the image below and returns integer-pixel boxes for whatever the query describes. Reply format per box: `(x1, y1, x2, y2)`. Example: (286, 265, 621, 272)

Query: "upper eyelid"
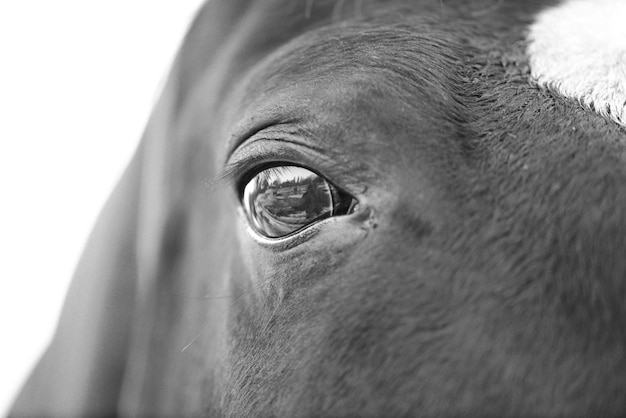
(221, 130, 371, 199)
(224, 117, 305, 159)
(221, 134, 327, 187)
(225, 119, 328, 164)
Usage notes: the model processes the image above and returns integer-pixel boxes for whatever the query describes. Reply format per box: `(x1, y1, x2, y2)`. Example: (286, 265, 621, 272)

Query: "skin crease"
(11, 1, 626, 417)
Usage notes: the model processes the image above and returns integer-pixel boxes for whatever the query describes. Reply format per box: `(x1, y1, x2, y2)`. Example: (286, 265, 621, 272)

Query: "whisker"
(181, 330, 204, 352)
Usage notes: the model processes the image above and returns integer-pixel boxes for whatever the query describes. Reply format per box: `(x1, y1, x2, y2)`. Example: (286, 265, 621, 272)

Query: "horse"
(11, 0, 626, 416)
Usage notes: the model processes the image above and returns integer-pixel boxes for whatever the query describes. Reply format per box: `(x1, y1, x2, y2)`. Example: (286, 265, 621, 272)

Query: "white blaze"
(528, 0, 626, 126)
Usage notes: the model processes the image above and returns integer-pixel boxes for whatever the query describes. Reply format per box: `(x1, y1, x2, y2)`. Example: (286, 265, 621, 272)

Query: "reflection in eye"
(242, 166, 357, 238)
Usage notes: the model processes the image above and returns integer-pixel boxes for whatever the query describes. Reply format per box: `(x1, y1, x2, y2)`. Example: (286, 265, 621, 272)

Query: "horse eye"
(241, 165, 357, 238)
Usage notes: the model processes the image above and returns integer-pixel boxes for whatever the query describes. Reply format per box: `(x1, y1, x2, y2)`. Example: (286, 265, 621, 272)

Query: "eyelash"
(223, 139, 328, 191)
(222, 134, 368, 203)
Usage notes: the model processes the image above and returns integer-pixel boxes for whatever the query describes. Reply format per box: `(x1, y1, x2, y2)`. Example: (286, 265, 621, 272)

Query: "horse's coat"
(11, 0, 626, 417)
(528, 0, 626, 126)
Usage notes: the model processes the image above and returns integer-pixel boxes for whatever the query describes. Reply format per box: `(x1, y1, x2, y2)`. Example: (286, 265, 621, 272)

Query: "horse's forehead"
(219, 22, 469, 159)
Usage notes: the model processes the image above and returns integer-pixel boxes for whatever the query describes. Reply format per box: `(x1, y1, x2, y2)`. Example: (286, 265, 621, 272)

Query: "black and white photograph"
(3, 0, 625, 416)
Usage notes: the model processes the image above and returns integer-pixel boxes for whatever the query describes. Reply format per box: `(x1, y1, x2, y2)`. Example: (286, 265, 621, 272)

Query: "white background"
(0, 1, 205, 415)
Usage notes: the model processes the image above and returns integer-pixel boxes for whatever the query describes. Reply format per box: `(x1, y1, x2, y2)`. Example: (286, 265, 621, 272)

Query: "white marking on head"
(527, 0, 626, 126)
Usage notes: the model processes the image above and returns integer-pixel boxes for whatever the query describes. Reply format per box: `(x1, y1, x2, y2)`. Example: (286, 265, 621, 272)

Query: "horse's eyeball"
(241, 165, 357, 238)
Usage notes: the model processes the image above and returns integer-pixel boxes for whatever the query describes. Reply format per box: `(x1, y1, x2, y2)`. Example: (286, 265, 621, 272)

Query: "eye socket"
(241, 165, 358, 238)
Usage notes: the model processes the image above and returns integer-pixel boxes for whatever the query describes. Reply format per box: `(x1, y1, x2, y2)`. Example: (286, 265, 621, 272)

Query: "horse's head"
(12, 1, 626, 416)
